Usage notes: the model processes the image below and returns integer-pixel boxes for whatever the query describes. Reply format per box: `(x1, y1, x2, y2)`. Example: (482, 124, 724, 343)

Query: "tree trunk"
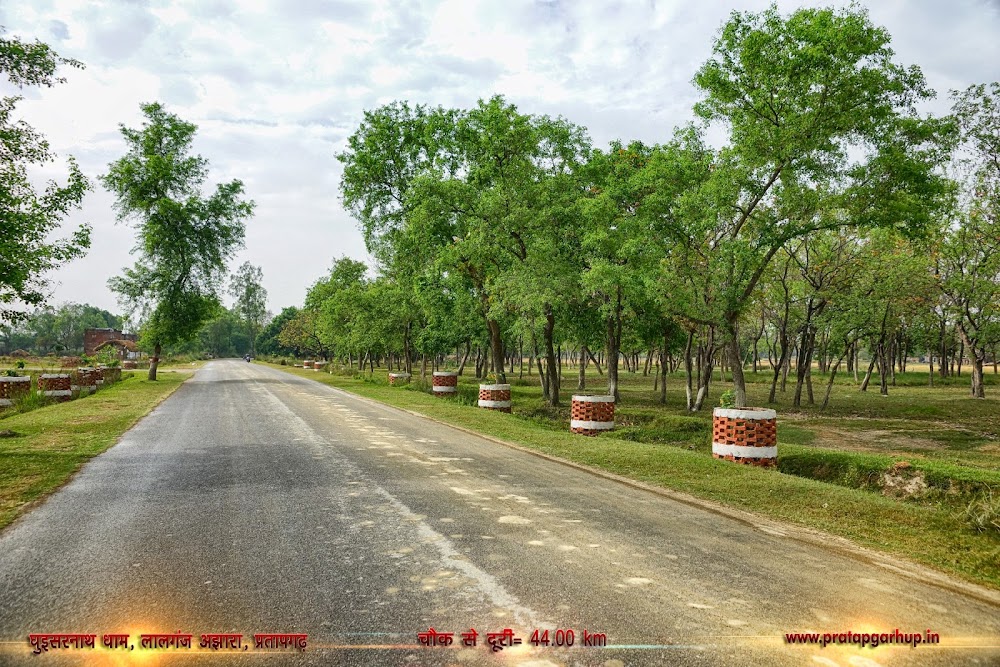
(587, 348, 603, 375)
(606, 289, 623, 401)
(659, 331, 669, 405)
(533, 334, 549, 402)
(768, 341, 790, 404)
(578, 344, 588, 391)
(487, 318, 506, 383)
(728, 330, 747, 408)
(820, 351, 848, 410)
(684, 331, 695, 411)
(457, 340, 471, 375)
(971, 355, 985, 398)
(860, 352, 877, 392)
(543, 302, 559, 406)
(148, 342, 161, 381)
(692, 328, 715, 411)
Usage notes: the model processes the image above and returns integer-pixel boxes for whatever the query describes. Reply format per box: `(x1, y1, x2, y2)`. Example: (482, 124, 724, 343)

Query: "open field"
(266, 361, 1000, 592)
(0, 371, 189, 532)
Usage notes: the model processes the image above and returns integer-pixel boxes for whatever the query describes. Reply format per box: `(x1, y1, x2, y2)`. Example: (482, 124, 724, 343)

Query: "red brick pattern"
(38, 374, 72, 401)
(432, 372, 458, 398)
(75, 368, 98, 391)
(84, 328, 137, 356)
(712, 410, 777, 468)
(0, 377, 30, 404)
(432, 374, 458, 387)
(570, 396, 615, 435)
(478, 386, 511, 413)
(303, 360, 314, 369)
(388, 373, 410, 386)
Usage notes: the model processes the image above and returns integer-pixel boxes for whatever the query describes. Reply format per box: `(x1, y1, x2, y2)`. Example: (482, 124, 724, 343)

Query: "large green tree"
(939, 83, 1000, 398)
(101, 103, 255, 379)
(229, 261, 267, 357)
(0, 29, 91, 322)
(689, 4, 948, 407)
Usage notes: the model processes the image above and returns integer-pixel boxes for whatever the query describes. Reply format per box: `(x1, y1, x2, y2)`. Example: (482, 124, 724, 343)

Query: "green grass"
(0, 372, 188, 532)
(268, 362, 1000, 591)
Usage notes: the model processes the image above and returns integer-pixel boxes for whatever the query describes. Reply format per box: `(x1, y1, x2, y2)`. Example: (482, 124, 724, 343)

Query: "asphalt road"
(0, 360, 997, 666)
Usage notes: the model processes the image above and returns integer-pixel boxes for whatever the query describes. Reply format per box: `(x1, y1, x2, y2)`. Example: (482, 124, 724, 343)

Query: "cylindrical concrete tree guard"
(478, 384, 511, 413)
(303, 360, 314, 369)
(0, 376, 31, 407)
(76, 368, 98, 394)
(711, 407, 777, 467)
(432, 371, 458, 397)
(570, 395, 615, 435)
(388, 372, 411, 386)
(312, 360, 323, 371)
(38, 374, 72, 401)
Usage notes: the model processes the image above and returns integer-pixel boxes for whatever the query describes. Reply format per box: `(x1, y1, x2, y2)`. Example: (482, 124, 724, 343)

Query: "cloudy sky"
(2, 0, 999, 320)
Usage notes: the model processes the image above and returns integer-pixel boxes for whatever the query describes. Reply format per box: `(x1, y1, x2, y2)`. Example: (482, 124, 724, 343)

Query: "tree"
(340, 96, 589, 389)
(0, 29, 91, 322)
(938, 83, 1000, 398)
(689, 4, 947, 407)
(229, 262, 267, 357)
(101, 103, 255, 380)
(256, 306, 299, 357)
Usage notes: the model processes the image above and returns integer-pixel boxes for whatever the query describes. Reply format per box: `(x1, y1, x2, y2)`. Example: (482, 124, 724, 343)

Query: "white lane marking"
(498, 516, 532, 525)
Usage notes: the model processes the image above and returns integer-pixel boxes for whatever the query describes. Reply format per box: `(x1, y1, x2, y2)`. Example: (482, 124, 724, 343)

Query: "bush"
(966, 490, 1000, 534)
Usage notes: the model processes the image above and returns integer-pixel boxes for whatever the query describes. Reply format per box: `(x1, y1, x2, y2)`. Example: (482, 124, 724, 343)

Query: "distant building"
(84, 328, 138, 356)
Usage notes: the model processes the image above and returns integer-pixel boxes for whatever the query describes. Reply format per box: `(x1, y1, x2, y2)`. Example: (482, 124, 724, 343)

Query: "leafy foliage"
(0, 30, 91, 322)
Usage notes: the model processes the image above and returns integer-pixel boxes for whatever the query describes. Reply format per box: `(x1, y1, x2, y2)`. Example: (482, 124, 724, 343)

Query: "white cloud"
(0, 0, 997, 318)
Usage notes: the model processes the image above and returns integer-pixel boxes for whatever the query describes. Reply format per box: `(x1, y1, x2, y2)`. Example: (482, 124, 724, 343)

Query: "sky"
(2, 0, 999, 321)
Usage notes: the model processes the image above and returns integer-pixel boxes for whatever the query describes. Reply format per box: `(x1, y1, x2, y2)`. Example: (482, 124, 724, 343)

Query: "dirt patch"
(880, 462, 929, 499)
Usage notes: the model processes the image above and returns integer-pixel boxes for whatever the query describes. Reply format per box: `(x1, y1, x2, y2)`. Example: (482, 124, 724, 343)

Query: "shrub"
(966, 490, 1000, 534)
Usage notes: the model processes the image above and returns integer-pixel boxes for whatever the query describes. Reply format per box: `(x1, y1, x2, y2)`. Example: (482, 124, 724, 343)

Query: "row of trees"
(0, 258, 270, 360)
(279, 5, 998, 407)
(0, 303, 122, 355)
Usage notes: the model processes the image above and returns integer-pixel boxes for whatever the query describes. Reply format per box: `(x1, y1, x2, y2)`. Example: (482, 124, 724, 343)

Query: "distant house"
(84, 328, 138, 357)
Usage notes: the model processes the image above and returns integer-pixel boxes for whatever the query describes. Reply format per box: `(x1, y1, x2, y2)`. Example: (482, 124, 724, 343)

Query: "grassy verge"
(268, 363, 1000, 591)
(0, 372, 188, 532)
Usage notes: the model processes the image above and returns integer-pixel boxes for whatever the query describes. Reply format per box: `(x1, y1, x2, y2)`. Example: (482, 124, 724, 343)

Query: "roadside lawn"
(0, 372, 188, 532)
(266, 362, 1000, 593)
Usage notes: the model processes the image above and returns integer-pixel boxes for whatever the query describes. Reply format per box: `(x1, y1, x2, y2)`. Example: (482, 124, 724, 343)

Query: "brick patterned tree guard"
(478, 384, 511, 412)
(92, 366, 105, 387)
(75, 368, 98, 394)
(312, 360, 324, 371)
(38, 374, 72, 401)
(388, 372, 411, 386)
(432, 371, 458, 397)
(123, 360, 137, 370)
(0, 376, 31, 407)
(570, 395, 615, 435)
(303, 360, 314, 369)
(711, 407, 777, 467)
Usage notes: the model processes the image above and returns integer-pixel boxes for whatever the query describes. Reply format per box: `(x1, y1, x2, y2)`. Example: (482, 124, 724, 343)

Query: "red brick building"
(84, 328, 138, 356)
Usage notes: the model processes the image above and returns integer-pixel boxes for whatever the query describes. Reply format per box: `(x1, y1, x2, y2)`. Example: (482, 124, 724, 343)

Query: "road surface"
(0, 360, 997, 666)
